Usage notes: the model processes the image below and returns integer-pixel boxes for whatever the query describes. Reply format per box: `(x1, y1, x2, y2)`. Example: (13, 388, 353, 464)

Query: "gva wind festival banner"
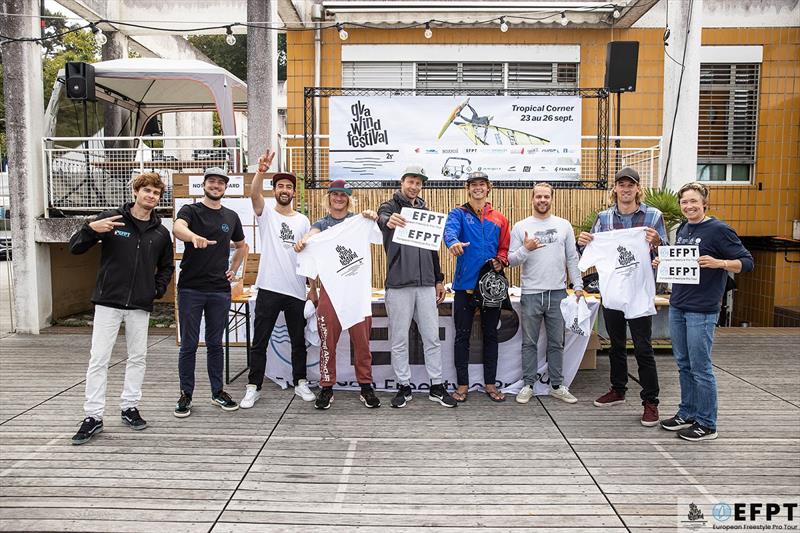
(330, 95, 582, 181)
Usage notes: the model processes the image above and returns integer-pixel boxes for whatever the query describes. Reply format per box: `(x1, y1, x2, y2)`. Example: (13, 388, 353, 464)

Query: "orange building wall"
(285, 24, 800, 320)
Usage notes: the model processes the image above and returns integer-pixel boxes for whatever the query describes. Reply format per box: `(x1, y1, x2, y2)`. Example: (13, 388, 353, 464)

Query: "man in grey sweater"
(377, 166, 456, 408)
(508, 183, 584, 404)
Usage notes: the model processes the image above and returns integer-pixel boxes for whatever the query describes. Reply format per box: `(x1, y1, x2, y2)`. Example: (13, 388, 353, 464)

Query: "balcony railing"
(43, 135, 244, 215)
(280, 135, 662, 189)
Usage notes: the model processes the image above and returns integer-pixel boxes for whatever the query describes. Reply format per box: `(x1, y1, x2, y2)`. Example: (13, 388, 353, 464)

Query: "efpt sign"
(329, 95, 582, 182)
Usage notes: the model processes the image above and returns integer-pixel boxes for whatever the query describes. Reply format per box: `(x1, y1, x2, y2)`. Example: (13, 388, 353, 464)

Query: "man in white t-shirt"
(241, 151, 314, 409)
(294, 180, 382, 410)
(508, 182, 584, 406)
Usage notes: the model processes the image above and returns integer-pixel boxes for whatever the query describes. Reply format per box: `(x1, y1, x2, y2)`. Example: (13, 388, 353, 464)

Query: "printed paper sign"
(391, 207, 447, 251)
(189, 175, 244, 196)
(657, 245, 700, 284)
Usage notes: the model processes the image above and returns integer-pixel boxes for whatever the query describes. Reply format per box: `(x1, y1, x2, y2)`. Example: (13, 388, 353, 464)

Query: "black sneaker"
(211, 390, 239, 411)
(71, 417, 103, 445)
(429, 384, 458, 408)
(121, 407, 148, 430)
(660, 414, 694, 431)
(174, 391, 192, 418)
(678, 422, 718, 442)
(359, 385, 381, 408)
(315, 387, 334, 410)
(391, 385, 413, 408)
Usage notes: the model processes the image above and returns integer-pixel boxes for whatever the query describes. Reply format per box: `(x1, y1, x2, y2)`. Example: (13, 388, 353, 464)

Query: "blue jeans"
(520, 290, 566, 387)
(178, 288, 231, 397)
(669, 307, 719, 429)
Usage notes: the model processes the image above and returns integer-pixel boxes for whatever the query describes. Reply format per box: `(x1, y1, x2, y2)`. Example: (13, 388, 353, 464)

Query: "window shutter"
(342, 62, 414, 88)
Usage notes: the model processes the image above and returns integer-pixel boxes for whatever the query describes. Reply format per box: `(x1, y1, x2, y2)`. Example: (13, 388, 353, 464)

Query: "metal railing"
(43, 135, 245, 214)
(280, 135, 662, 189)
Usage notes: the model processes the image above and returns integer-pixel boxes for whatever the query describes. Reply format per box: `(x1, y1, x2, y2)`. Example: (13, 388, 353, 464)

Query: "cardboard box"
(579, 331, 601, 370)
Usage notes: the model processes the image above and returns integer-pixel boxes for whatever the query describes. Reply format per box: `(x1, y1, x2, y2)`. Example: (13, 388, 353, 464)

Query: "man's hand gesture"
(191, 235, 217, 249)
(523, 231, 542, 251)
(257, 151, 275, 174)
(89, 215, 125, 234)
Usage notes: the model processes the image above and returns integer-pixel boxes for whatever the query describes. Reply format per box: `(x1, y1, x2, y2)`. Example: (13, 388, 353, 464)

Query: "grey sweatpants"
(384, 286, 443, 386)
(521, 289, 567, 387)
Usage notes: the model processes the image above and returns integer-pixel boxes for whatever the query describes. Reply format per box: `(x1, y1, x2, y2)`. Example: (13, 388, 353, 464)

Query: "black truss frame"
(304, 86, 609, 189)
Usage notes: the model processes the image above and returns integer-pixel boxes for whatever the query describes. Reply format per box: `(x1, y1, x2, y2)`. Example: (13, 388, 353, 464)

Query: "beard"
(204, 190, 224, 201)
(276, 193, 293, 206)
(534, 203, 551, 215)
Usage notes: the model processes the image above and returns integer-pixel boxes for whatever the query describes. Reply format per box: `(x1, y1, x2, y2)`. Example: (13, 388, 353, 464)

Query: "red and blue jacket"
(443, 202, 510, 291)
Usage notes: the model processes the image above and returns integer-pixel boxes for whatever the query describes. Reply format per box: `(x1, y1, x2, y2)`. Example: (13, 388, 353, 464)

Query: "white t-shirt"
(578, 227, 656, 319)
(296, 215, 383, 330)
(254, 207, 310, 301)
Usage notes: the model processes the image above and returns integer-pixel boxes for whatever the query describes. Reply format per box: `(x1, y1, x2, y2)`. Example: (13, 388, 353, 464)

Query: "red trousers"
(317, 286, 374, 387)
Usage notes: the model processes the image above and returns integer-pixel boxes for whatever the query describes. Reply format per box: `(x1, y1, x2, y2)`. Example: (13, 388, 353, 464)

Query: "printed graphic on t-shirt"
(221, 223, 230, 233)
(534, 228, 558, 244)
(615, 244, 639, 277)
(676, 235, 702, 245)
(279, 222, 295, 248)
(336, 245, 364, 276)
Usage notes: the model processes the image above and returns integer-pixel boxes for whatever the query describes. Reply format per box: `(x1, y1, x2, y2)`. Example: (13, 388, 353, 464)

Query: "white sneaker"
(240, 384, 261, 409)
(550, 385, 578, 404)
(516, 384, 534, 404)
(294, 379, 316, 402)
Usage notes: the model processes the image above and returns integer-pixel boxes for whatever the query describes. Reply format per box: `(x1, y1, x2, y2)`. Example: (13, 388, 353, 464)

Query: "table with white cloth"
(249, 292, 600, 397)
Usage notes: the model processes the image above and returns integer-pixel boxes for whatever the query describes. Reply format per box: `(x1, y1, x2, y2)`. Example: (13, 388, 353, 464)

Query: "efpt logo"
(711, 500, 798, 527)
(221, 223, 230, 233)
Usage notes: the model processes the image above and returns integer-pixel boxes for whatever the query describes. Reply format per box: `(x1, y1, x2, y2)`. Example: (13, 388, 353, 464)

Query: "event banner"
(329, 95, 582, 182)
(264, 298, 600, 396)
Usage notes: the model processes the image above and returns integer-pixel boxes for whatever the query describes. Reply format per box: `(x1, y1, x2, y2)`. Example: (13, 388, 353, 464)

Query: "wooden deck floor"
(1, 328, 798, 532)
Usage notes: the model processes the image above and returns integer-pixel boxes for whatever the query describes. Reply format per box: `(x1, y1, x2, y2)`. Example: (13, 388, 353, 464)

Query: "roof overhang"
(321, 0, 651, 28)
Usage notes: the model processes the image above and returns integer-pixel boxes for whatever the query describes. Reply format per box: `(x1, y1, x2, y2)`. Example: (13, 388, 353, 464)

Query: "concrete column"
(1, 0, 52, 333)
(102, 31, 131, 163)
(660, 0, 703, 191)
(247, 0, 277, 168)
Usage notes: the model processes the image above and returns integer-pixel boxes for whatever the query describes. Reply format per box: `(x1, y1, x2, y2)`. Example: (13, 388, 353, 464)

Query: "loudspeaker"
(605, 41, 639, 93)
(65, 62, 96, 101)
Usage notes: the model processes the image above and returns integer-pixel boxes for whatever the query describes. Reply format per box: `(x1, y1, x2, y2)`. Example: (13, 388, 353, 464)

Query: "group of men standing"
(68, 157, 738, 446)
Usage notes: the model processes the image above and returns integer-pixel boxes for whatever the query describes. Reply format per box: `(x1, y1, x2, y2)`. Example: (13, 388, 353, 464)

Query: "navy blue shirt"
(670, 217, 754, 314)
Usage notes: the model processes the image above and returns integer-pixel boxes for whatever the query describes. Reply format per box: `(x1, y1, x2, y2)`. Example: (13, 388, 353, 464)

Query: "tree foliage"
(188, 32, 287, 82)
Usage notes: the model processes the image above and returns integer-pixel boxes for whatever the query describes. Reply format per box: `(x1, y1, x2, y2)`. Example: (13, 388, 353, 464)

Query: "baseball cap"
(614, 167, 640, 184)
(328, 179, 352, 196)
(466, 171, 490, 184)
(272, 172, 297, 188)
(203, 167, 229, 183)
(401, 165, 429, 182)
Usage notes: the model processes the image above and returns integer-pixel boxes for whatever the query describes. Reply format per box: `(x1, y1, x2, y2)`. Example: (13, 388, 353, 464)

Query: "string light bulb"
(559, 12, 569, 26)
(337, 23, 348, 40)
(91, 24, 107, 46)
(424, 23, 433, 39)
(612, 8, 621, 18)
(499, 17, 509, 32)
(225, 26, 236, 46)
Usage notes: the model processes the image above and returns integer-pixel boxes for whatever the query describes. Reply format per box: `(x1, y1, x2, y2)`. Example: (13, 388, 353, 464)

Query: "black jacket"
(69, 203, 174, 312)
(377, 191, 444, 288)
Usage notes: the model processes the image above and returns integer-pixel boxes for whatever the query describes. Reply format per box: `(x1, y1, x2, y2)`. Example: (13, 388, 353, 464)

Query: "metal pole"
(615, 92, 622, 173)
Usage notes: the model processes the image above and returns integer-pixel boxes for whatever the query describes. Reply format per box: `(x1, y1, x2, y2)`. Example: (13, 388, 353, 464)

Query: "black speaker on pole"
(65, 61, 96, 101)
(604, 41, 639, 93)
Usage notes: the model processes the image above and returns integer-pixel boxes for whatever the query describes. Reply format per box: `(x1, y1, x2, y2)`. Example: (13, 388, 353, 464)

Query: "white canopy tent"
(46, 58, 248, 144)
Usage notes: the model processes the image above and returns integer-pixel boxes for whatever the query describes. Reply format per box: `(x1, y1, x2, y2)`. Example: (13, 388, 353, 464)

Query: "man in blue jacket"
(444, 171, 510, 403)
(68, 173, 174, 445)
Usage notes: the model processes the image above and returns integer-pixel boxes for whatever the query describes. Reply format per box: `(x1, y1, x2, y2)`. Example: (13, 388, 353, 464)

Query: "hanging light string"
(0, 4, 623, 46)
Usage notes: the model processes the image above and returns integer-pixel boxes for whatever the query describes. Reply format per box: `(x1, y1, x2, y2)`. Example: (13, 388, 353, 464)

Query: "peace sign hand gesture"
(257, 151, 275, 174)
(89, 215, 125, 234)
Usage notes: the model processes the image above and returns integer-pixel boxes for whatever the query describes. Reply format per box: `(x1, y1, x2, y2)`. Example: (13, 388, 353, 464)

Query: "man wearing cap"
(172, 167, 247, 417)
(240, 151, 314, 409)
(577, 167, 668, 426)
(377, 166, 456, 409)
(443, 171, 510, 403)
(294, 180, 381, 409)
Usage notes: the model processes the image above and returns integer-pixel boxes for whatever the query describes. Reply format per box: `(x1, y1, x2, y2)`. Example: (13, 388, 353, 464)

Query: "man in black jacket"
(68, 173, 174, 445)
(377, 166, 456, 409)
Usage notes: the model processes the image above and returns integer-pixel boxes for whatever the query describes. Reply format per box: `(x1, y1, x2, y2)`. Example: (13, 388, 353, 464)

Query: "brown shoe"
(593, 389, 626, 407)
(641, 401, 659, 427)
